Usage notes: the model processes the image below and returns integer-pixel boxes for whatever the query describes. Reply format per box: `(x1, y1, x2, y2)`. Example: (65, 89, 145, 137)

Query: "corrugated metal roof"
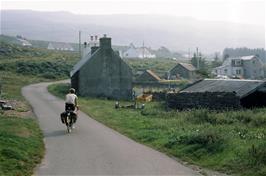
(180, 79, 265, 98)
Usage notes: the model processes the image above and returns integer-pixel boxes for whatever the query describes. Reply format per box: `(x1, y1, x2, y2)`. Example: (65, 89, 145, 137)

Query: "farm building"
(167, 79, 266, 109)
(70, 36, 133, 100)
(47, 42, 74, 51)
(168, 63, 196, 80)
(135, 70, 161, 83)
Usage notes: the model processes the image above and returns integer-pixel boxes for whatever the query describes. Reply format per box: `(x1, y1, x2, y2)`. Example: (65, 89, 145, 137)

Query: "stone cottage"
(168, 63, 196, 80)
(70, 36, 133, 100)
(167, 79, 266, 109)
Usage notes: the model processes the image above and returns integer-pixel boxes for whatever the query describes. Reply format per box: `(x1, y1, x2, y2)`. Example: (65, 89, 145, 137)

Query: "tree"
(191, 52, 207, 70)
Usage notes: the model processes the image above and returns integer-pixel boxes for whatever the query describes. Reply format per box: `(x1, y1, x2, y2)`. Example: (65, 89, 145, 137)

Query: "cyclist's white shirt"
(65, 93, 77, 104)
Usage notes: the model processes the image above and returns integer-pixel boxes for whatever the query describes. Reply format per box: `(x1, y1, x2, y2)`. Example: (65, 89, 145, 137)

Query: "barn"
(167, 79, 266, 109)
(70, 36, 133, 100)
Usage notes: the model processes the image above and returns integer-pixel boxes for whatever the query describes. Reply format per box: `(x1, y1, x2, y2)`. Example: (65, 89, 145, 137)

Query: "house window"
(224, 69, 227, 74)
(236, 69, 241, 75)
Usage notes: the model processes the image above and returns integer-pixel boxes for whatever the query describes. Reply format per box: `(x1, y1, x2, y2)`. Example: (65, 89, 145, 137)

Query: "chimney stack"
(100, 35, 111, 50)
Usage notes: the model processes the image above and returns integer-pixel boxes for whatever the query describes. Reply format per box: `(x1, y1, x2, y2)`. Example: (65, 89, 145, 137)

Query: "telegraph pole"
(142, 41, 145, 59)
(79, 30, 82, 60)
(196, 47, 199, 69)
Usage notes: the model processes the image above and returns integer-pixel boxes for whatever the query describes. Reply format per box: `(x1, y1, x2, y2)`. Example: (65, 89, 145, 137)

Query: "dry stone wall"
(167, 92, 241, 110)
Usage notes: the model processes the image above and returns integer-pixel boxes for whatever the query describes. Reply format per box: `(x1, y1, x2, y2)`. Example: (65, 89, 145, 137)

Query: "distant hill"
(1, 10, 264, 54)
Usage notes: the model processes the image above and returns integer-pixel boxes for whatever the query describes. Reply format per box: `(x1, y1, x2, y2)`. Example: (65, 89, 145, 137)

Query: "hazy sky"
(1, 0, 265, 26)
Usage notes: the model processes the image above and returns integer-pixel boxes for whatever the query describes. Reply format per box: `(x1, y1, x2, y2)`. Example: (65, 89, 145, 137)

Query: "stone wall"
(167, 92, 241, 110)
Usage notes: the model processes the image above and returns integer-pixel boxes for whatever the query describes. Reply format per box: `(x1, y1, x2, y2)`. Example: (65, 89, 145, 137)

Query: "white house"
(17, 39, 32, 46)
(47, 42, 74, 51)
(212, 55, 264, 79)
(122, 43, 156, 59)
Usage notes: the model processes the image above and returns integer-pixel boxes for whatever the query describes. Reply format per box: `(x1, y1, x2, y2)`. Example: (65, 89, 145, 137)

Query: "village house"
(212, 55, 264, 79)
(70, 35, 133, 100)
(167, 79, 266, 109)
(135, 70, 161, 83)
(16, 35, 32, 46)
(47, 42, 74, 51)
(168, 63, 196, 80)
(122, 43, 156, 59)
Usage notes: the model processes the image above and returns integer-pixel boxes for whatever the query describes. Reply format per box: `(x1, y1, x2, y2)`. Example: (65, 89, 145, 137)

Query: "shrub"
(188, 109, 216, 124)
(16, 61, 72, 79)
(178, 128, 225, 153)
(246, 143, 266, 166)
(251, 115, 266, 127)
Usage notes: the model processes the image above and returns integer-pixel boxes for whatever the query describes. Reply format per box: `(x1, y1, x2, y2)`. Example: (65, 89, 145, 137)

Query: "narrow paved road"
(22, 82, 201, 175)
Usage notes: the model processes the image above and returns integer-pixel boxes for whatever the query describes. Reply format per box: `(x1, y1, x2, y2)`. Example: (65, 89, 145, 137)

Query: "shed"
(167, 79, 266, 109)
(169, 63, 196, 80)
(70, 36, 133, 100)
(135, 70, 161, 83)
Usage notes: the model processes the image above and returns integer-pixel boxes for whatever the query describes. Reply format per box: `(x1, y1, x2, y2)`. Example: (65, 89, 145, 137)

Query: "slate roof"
(241, 55, 256, 60)
(222, 55, 256, 66)
(145, 70, 161, 81)
(70, 49, 100, 77)
(180, 79, 266, 98)
(170, 63, 196, 72)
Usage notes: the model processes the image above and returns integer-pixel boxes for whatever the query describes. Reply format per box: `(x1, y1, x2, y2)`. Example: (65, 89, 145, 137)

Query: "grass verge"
(0, 71, 45, 176)
(0, 115, 44, 176)
(48, 83, 266, 176)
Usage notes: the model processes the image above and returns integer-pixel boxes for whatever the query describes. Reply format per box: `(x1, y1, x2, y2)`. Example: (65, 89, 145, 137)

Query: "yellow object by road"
(136, 94, 153, 102)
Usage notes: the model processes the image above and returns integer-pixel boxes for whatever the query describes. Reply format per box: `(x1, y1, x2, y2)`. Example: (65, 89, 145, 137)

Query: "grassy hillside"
(49, 83, 266, 176)
(0, 41, 79, 80)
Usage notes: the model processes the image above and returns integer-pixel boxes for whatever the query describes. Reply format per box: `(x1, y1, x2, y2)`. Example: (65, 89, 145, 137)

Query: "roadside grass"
(0, 71, 46, 176)
(0, 115, 44, 176)
(49, 83, 266, 176)
(0, 42, 77, 175)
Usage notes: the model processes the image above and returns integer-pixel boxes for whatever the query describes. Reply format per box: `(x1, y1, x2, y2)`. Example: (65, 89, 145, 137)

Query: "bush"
(247, 143, 266, 166)
(16, 61, 72, 79)
(178, 128, 225, 153)
(188, 109, 216, 124)
(251, 115, 266, 127)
